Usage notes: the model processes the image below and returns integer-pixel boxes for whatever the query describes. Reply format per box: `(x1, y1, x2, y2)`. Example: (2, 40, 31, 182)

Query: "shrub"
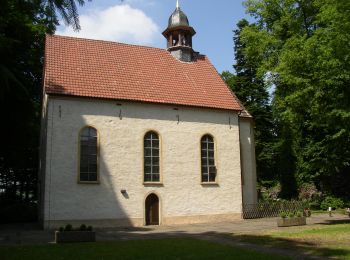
(87, 225, 93, 231)
(58, 227, 64, 232)
(280, 211, 287, 218)
(344, 200, 350, 208)
(298, 184, 323, 210)
(320, 196, 344, 210)
(260, 183, 281, 201)
(64, 224, 73, 231)
(308, 196, 323, 210)
(280, 211, 304, 218)
(299, 183, 320, 201)
(79, 224, 87, 231)
(288, 211, 295, 218)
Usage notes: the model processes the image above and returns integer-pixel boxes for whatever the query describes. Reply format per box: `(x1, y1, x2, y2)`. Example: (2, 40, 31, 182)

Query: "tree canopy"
(228, 0, 350, 200)
(222, 19, 276, 187)
(0, 0, 90, 222)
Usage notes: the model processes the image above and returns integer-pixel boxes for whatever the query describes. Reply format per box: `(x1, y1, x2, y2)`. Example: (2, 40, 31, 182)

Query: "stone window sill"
(78, 181, 100, 185)
(201, 182, 219, 186)
(143, 182, 164, 187)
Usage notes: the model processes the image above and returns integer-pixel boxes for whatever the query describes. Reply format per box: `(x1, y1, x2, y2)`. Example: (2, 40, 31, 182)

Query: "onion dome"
(168, 5, 190, 28)
(163, 0, 195, 37)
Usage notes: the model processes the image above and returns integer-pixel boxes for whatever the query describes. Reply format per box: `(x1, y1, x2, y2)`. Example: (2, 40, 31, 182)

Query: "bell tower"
(162, 0, 196, 62)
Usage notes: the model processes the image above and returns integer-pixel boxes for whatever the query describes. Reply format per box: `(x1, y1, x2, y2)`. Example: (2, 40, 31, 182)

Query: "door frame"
(144, 191, 162, 226)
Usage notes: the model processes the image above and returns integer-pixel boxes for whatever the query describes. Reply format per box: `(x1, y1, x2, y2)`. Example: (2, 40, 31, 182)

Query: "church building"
(39, 1, 257, 229)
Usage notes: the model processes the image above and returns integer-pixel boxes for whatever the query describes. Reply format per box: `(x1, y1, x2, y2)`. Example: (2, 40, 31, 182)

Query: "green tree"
(0, 0, 92, 221)
(46, 0, 91, 31)
(241, 0, 350, 199)
(222, 19, 276, 188)
(0, 0, 53, 205)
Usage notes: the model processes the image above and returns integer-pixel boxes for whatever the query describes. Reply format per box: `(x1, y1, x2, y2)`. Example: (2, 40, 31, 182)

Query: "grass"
(0, 238, 288, 260)
(232, 222, 350, 259)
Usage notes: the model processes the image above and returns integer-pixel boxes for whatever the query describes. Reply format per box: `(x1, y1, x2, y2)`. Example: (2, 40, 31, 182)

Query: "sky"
(57, 0, 249, 73)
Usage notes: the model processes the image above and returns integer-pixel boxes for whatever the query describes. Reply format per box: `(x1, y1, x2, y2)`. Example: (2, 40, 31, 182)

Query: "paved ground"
(0, 213, 349, 259)
(0, 213, 348, 244)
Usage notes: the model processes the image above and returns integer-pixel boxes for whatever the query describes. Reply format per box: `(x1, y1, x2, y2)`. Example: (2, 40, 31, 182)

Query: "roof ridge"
(51, 34, 173, 52)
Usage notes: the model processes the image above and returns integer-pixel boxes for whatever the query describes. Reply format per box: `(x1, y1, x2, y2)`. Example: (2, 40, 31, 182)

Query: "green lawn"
(0, 238, 288, 260)
(233, 223, 350, 259)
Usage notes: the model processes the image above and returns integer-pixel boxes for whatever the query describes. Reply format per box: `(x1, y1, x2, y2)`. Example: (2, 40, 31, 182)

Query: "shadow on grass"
(224, 232, 350, 259)
(91, 228, 350, 260)
(0, 237, 290, 260)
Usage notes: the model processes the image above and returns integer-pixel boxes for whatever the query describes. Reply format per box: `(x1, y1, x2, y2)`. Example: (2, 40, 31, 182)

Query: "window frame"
(200, 134, 218, 185)
(143, 130, 162, 185)
(78, 125, 100, 184)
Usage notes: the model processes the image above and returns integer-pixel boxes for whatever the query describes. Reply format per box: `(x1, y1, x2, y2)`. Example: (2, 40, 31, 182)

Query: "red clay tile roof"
(44, 34, 242, 111)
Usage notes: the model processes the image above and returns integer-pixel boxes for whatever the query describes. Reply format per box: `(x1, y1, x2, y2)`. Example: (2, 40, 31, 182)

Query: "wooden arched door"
(145, 193, 159, 225)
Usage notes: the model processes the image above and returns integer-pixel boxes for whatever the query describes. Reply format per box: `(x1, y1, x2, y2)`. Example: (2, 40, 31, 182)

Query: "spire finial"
(176, 0, 180, 9)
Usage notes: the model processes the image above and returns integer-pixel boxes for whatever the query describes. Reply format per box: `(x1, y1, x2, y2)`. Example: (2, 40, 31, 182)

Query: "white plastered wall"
(43, 96, 246, 228)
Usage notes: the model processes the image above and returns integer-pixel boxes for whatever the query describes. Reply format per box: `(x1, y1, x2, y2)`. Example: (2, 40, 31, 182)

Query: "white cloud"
(57, 4, 160, 45)
(124, 0, 156, 6)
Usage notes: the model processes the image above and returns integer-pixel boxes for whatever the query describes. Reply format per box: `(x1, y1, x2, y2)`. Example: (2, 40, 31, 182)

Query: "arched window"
(79, 126, 98, 182)
(144, 131, 160, 182)
(201, 134, 216, 183)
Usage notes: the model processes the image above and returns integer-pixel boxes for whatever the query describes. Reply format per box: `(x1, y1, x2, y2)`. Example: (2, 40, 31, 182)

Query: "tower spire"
(163, 1, 196, 62)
